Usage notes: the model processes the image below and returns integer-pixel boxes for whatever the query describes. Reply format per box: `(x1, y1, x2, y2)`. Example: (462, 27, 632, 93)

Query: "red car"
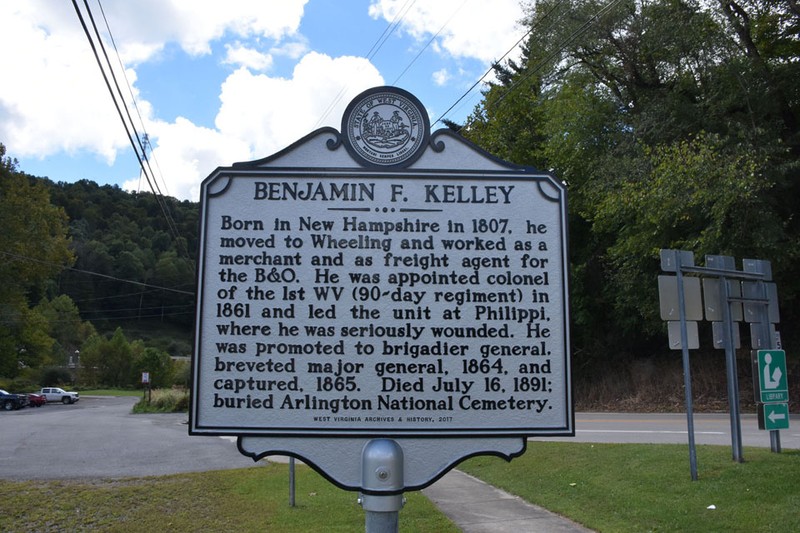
(27, 393, 47, 407)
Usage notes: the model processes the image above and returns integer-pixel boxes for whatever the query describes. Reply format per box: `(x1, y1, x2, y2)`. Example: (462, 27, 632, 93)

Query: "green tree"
(132, 344, 175, 389)
(0, 143, 74, 377)
(35, 295, 96, 366)
(46, 178, 197, 334)
(79, 328, 134, 387)
(463, 0, 800, 362)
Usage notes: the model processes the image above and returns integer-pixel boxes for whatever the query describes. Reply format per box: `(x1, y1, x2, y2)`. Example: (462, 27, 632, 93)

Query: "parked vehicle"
(40, 387, 79, 404)
(28, 392, 47, 407)
(1, 389, 29, 410)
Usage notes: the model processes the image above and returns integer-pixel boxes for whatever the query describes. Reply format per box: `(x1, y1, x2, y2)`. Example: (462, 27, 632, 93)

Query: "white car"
(40, 387, 80, 404)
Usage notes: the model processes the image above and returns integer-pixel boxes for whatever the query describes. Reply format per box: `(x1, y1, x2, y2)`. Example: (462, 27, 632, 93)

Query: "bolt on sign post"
(190, 87, 573, 530)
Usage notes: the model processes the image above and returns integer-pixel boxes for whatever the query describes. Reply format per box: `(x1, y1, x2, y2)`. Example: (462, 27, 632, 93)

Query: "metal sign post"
(706, 255, 744, 463)
(289, 457, 296, 507)
(660, 250, 786, 471)
(744, 260, 786, 453)
(660, 250, 698, 480)
(360, 440, 404, 533)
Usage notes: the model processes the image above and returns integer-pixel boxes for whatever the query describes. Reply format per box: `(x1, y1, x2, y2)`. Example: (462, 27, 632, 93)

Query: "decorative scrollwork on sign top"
(325, 131, 343, 151)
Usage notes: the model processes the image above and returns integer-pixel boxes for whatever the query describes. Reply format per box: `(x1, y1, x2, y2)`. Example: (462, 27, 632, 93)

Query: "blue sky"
(1, 1, 528, 200)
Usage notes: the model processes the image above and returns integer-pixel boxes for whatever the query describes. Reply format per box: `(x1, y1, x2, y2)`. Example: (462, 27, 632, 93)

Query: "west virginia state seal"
(342, 86, 430, 168)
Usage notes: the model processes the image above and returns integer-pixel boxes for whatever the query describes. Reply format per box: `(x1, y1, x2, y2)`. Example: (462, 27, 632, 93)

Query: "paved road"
(533, 411, 800, 449)
(1, 397, 796, 480)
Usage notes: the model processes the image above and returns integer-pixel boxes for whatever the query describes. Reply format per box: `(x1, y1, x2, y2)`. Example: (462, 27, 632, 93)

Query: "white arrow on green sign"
(758, 403, 790, 431)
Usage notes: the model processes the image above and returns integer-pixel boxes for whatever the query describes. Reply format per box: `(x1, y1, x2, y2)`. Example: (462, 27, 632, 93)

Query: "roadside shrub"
(132, 388, 189, 413)
(39, 366, 73, 387)
(172, 358, 191, 388)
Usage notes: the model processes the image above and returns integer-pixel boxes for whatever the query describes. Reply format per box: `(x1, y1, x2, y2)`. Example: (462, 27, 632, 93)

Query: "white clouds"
(216, 53, 384, 158)
(0, 2, 128, 162)
(368, 0, 526, 63)
(129, 52, 383, 201)
(1, 1, 526, 201)
(0, 0, 311, 200)
(100, 0, 310, 62)
(224, 44, 274, 71)
(432, 68, 451, 86)
(122, 117, 251, 202)
(270, 39, 310, 60)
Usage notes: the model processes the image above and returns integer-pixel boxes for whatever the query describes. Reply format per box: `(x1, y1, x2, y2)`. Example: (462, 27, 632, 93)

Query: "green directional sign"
(755, 350, 788, 403)
(758, 402, 790, 431)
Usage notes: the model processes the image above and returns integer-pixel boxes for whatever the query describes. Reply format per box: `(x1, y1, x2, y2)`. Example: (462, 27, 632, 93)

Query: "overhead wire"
(312, 0, 418, 129)
(72, 0, 191, 267)
(1, 249, 196, 323)
(88, 0, 180, 239)
(391, 0, 468, 86)
(488, 0, 625, 112)
(447, 0, 626, 131)
(97, 0, 171, 200)
(0, 251, 194, 296)
(432, 0, 570, 128)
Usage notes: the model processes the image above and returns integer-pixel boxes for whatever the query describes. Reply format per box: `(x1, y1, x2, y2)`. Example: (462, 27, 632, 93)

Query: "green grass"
(3, 443, 796, 532)
(460, 442, 800, 532)
(0, 463, 457, 533)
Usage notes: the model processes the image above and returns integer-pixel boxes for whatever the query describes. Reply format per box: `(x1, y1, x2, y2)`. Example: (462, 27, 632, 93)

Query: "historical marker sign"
(190, 87, 572, 441)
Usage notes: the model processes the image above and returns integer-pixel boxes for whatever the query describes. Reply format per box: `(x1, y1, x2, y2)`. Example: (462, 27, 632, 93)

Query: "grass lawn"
(460, 442, 800, 532)
(3, 442, 797, 532)
(0, 463, 457, 532)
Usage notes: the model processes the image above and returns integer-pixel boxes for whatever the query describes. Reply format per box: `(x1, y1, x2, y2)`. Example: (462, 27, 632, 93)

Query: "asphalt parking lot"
(0, 395, 257, 480)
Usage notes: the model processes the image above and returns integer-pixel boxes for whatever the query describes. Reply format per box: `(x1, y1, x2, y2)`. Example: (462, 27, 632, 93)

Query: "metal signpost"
(659, 249, 786, 477)
(659, 250, 702, 480)
(190, 87, 573, 531)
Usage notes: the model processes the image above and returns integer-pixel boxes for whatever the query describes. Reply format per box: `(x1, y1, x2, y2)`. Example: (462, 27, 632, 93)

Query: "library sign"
(190, 87, 572, 489)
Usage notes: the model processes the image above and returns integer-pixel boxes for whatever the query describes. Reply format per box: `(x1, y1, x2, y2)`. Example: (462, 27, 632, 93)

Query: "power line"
(95, 1, 173, 200)
(434, 0, 622, 131)
(492, 0, 625, 111)
(433, 0, 570, 128)
(0, 250, 194, 296)
(391, 0, 468, 86)
(364, 0, 417, 61)
(72, 0, 190, 266)
(313, 0, 418, 129)
(85, 0, 178, 235)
